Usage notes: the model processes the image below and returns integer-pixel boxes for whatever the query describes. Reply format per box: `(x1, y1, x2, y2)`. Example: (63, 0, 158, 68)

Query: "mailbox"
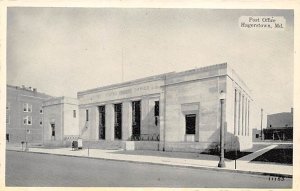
(78, 138, 83, 150)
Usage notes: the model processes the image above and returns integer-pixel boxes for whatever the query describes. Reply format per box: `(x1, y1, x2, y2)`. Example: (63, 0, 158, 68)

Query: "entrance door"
(114, 103, 122, 140)
(185, 114, 196, 135)
(98, 106, 105, 140)
(51, 123, 55, 140)
(132, 101, 141, 136)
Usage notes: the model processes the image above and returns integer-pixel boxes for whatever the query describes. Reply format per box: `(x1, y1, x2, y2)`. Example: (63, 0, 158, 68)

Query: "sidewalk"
(6, 144, 292, 178)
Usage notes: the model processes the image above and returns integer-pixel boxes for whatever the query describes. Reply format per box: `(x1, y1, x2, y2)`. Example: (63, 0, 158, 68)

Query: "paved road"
(5, 151, 292, 188)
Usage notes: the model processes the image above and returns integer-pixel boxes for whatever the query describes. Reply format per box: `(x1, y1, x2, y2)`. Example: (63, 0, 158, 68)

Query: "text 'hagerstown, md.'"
(239, 16, 286, 30)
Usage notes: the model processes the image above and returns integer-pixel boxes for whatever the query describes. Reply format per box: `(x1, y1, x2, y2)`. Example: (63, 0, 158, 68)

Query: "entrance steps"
(82, 140, 125, 150)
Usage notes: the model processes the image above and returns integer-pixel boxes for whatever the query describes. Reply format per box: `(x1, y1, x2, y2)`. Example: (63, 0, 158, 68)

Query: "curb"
(6, 149, 293, 179)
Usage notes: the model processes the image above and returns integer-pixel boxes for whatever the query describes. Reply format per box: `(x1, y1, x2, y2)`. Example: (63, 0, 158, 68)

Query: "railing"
(130, 134, 160, 141)
(64, 135, 79, 141)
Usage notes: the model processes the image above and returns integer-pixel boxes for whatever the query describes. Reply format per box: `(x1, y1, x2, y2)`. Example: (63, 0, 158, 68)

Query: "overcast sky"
(7, 8, 293, 114)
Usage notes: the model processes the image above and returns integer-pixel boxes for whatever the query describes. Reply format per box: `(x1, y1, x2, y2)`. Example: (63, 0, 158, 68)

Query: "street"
(6, 150, 292, 188)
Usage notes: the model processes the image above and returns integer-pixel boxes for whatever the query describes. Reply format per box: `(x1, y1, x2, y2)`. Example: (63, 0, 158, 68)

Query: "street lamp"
(260, 108, 263, 140)
(218, 90, 226, 168)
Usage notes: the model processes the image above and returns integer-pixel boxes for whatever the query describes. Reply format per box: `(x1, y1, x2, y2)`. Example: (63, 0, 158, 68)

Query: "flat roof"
(78, 62, 251, 97)
(7, 84, 53, 99)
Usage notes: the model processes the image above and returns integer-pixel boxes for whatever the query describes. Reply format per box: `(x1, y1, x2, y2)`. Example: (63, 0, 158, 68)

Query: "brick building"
(6, 85, 52, 144)
(263, 108, 293, 141)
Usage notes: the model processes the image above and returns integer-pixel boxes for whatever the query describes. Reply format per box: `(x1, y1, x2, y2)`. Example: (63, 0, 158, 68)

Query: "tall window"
(51, 124, 55, 137)
(234, 89, 237, 135)
(132, 101, 141, 135)
(238, 92, 241, 135)
(99, 106, 106, 140)
(247, 100, 250, 136)
(242, 95, 245, 136)
(40, 107, 43, 114)
(114, 103, 122, 139)
(245, 98, 248, 136)
(86, 109, 89, 121)
(154, 101, 159, 126)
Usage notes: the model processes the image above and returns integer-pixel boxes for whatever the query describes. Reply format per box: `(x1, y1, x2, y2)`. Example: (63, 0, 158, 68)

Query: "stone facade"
(7, 63, 257, 152)
(77, 63, 255, 152)
(43, 97, 79, 146)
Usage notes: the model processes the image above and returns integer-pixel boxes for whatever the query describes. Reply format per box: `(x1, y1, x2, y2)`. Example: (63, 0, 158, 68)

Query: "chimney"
(291, 107, 293, 115)
(33, 88, 37, 92)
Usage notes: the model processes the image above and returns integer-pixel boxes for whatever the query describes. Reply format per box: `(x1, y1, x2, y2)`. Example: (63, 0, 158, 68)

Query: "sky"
(7, 8, 294, 114)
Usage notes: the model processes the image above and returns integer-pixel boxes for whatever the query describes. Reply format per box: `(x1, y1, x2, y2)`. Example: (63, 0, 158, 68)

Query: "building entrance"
(51, 123, 55, 140)
(114, 103, 122, 140)
(6, 134, 9, 142)
(98, 106, 105, 140)
(185, 114, 196, 135)
(132, 101, 141, 136)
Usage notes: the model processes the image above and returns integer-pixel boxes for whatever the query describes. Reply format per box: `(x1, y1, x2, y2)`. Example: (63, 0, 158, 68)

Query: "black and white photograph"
(1, 0, 298, 189)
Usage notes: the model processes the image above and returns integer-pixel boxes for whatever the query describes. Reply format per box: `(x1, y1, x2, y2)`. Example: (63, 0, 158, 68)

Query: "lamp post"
(218, 90, 226, 168)
(260, 108, 263, 140)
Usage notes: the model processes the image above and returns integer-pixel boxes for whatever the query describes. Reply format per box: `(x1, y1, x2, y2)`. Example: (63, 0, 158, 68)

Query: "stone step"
(82, 140, 125, 149)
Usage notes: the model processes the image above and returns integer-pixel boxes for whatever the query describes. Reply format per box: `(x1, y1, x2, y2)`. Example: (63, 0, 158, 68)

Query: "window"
(154, 101, 159, 126)
(241, 95, 244, 135)
(23, 116, 32, 125)
(98, 106, 106, 140)
(154, 101, 159, 116)
(23, 117, 28, 125)
(40, 119, 43, 126)
(247, 100, 250, 136)
(23, 103, 27, 112)
(114, 103, 122, 139)
(73, 110, 76, 118)
(6, 134, 9, 142)
(256, 134, 259, 138)
(238, 92, 241, 135)
(6, 102, 10, 110)
(86, 109, 89, 121)
(51, 124, 55, 137)
(27, 116, 32, 125)
(40, 108, 43, 114)
(185, 114, 196, 134)
(234, 89, 237, 135)
(28, 104, 32, 112)
(23, 103, 32, 113)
